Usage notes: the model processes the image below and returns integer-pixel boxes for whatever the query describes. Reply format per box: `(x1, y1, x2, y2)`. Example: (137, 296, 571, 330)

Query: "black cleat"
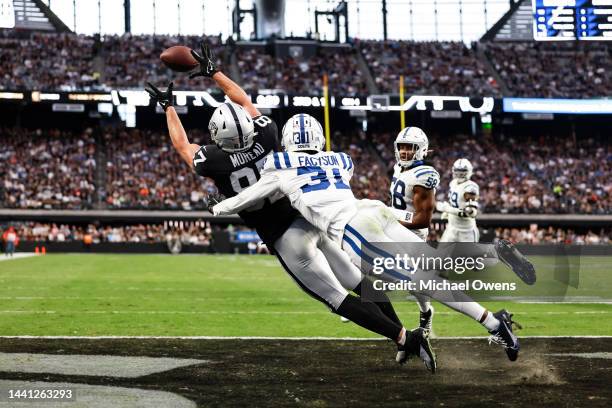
(419, 306, 434, 332)
(488, 309, 521, 361)
(396, 328, 437, 373)
(495, 239, 536, 285)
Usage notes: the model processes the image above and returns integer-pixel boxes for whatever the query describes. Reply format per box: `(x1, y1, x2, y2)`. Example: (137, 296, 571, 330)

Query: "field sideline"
(1, 254, 610, 337)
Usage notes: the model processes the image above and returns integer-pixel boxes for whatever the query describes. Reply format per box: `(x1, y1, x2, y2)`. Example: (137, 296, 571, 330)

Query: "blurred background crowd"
(2, 31, 611, 98)
(1, 127, 608, 214)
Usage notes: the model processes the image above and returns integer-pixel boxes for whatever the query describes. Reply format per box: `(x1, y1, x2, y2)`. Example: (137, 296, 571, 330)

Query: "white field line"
(0, 335, 611, 340)
(0, 310, 610, 315)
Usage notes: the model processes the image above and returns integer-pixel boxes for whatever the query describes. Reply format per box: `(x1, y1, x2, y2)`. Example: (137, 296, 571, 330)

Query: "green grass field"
(0, 254, 610, 337)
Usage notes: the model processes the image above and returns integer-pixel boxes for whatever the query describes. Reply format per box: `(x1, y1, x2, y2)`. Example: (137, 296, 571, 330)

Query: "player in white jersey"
(437, 159, 480, 242)
(213, 114, 523, 363)
(388, 127, 439, 331)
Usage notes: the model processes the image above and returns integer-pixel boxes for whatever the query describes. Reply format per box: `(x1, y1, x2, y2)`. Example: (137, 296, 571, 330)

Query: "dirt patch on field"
(0, 337, 610, 407)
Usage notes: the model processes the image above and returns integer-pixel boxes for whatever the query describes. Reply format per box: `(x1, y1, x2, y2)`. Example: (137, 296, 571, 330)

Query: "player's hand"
(205, 192, 225, 214)
(189, 42, 218, 79)
(145, 82, 173, 111)
(463, 206, 477, 218)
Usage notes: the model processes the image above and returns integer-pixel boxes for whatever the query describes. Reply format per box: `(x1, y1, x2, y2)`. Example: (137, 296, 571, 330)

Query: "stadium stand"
(0, 31, 99, 91)
(370, 132, 610, 214)
(482, 41, 612, 98)
(8, 221, 212, 245)
(359, 40, 502, 96)
(236, 45, 369, 95)
(1, 125, 608, 214)
(0, 127, 97, 209)
(99, 34, 224, 89)
(103, 127, 215, 210)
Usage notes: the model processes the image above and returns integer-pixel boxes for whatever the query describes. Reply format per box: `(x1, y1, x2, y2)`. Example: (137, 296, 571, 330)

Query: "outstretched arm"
(166, 107, 200, 168)
(190, 42, 260, 118)
(212, 172, 280, 215)
(146, 82, 200, 168)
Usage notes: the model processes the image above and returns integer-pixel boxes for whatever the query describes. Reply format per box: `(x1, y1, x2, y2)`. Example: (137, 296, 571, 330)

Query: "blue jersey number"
(299, 166, 350, 193)
(391, 179, 407, 209)
(424, 175, 438, 189)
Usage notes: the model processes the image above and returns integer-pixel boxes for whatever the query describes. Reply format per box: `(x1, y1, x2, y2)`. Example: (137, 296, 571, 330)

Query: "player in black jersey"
(145, 42, 434, 371)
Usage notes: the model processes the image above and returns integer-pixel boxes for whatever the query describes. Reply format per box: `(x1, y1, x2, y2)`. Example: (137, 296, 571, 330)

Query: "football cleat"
(419, 306, 434, 332)
(488, 309, 521, 361)
(495, 239, 536, 285)
(396, 328, 437, 373)
(340, 316, 350, 323)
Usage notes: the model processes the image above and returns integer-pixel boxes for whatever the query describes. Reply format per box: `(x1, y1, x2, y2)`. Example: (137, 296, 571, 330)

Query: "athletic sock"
(353, 279, 403, 326)
(335, 294, 404, 342)
(481, 311, 500, 331)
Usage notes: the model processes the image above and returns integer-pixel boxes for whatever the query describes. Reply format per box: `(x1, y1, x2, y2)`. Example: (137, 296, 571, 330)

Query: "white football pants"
(273, 217, 362, 310)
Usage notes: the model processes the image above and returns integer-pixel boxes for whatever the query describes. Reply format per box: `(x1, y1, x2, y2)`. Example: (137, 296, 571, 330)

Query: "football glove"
(145, 81, 173, 111)
(189, 42, 218, 79)
(205, 192, 225, 214)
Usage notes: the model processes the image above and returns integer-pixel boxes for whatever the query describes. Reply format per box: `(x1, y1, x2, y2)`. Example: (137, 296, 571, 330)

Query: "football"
(160, 45, 198, 72)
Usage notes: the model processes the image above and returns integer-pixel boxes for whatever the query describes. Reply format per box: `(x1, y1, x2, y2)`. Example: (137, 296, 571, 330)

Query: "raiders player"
(436, 159, 480, 242)
(388, 127, 438, 332)
(145, 42, 432, 368)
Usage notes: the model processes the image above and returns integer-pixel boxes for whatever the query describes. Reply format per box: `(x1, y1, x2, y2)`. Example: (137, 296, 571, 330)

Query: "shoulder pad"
(264, 151, 293, 171)
(411, 166, 440, 189)
(464, 181, 479, 195)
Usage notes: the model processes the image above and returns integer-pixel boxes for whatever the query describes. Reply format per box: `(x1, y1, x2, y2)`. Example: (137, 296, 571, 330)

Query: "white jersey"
(213, 150, 358, 242)
(447, 179, 479, 229)
(389, 162, 440, 240)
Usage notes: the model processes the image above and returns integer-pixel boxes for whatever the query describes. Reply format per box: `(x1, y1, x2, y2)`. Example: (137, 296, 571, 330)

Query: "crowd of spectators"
(483, 41, 612, 98)
(103, 127, 215, 210)
(8, 221, 212, 245)
(332, 129, 389, 202)
(0, 31, 100, 91)
(495, 226, 610, 245)
(359, 40, 501, 96)
(3, 29, 612, 98)
(0, 127, 97, 209)
(236, 46, 369, 95)
(371, 131, 610, 214)
(99, 34, 224, 90)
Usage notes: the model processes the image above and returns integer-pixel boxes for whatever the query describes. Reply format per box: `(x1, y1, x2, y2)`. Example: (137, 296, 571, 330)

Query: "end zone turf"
(0, 337, 610, 407)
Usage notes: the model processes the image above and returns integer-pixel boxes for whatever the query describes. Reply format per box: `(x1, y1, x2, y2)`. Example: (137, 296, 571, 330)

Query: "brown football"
(160, 46, 199, 72)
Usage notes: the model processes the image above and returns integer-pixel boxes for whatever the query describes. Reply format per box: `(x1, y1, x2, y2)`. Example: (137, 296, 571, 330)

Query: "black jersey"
(193, 115, 298, 246)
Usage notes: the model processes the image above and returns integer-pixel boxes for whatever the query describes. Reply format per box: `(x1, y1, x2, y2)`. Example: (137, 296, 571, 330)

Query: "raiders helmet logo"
(209, 121, 219, 138)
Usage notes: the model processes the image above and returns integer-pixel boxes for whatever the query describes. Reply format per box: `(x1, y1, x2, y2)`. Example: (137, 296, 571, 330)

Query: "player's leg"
(317, 233, 403, 327)
(380, 219, 520, 360)
(273, 218, 432, 365)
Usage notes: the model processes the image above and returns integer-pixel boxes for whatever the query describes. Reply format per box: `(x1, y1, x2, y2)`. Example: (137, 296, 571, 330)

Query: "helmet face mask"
(208, 102, 255, 152)
(394, 127, 429, 167)
(452, 158, 473, 182)
(281, 114, 325, 153)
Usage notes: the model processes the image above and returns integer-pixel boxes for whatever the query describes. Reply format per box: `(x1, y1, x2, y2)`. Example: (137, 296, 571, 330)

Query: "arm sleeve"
(436, 201, 462, 215)
(212, 172, 281, 215)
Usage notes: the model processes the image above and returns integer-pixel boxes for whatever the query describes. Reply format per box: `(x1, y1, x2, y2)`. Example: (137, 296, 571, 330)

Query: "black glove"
(205, 192, 225, 213)
(189, 42, 218, 79)
(145, 82, 173, 111)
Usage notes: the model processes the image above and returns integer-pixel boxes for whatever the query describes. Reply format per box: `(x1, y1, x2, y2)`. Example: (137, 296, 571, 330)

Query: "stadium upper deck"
(1, 30, 610, 98)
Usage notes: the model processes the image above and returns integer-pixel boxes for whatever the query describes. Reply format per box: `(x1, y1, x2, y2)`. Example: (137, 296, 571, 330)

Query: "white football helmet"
(281, 114, 325, 152)
(394, 126, 429, 167)
(452, 158, 473, 182)
(208, 102, 255, 152)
